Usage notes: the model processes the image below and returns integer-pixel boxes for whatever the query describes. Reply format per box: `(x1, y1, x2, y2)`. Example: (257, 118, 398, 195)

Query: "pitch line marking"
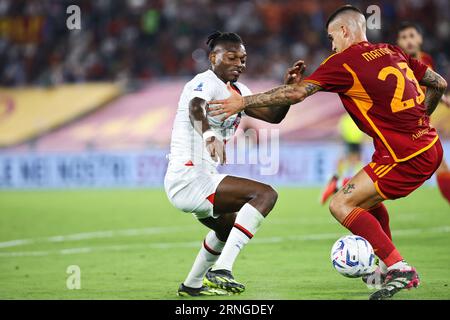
(0, 225, 201, 249)
(0, 214, 426, 249)
(0, 226, 448, 258)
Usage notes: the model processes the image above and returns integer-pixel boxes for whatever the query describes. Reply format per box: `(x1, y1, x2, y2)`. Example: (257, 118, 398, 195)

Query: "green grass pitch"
(0, 187, 449, 300)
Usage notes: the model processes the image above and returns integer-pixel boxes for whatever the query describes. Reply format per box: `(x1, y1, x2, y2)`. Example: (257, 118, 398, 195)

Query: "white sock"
(387, 260, 412, 271)
(379, 260, 388, 274)
(212, 203, 264, 272)
(183, 230, 225, 288)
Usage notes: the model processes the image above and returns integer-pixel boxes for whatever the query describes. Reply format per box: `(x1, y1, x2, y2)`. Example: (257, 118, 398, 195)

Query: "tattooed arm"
(419, 68, 448, 116)
(242, 96, 292, 124)
(243, 60, 306, 123)
(244, 81, 322, 109)
(209, 81, 322, 119)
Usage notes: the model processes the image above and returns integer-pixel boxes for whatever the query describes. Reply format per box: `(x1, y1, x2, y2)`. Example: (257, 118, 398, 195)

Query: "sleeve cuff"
(303, 79, 324, 88)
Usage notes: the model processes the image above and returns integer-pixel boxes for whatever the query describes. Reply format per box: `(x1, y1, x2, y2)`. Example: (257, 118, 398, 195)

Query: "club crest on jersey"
(194, 82, 203, 91)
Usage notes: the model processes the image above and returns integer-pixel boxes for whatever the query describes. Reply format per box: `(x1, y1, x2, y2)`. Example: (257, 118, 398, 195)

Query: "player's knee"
(268, 186, 278, 206)
(259, 185, 278, 212)
(329, 195, 347, 223)
(328, 197, 338, 217)
(248, 184, 278, 215)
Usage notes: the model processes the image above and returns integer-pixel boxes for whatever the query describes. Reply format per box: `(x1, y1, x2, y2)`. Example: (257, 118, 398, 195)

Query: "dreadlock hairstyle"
(206, 31, 243, 51)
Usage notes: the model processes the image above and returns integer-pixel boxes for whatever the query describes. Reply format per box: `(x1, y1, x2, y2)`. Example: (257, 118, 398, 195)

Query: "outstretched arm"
(419, 68, 448, 116)
(243, 60, 306, 123)
(242, 102, 291, 124)
(209, 81, 322, 119)
(244, 81, 322, 109)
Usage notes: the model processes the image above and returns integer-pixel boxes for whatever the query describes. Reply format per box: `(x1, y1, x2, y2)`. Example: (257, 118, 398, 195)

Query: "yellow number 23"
(377, 62, 425, 113)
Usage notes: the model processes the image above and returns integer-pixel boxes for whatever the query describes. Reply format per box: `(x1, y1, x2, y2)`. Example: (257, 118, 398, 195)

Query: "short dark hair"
(206, 31, 243, 51)
(326, 5, 364, 29)
(397, 21, 422, 35)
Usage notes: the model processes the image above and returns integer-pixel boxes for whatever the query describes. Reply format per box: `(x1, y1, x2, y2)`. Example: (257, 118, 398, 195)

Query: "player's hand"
(205, 136, 226, 164)
(207, 82, 244, 120)
(284, 60, 306, 85)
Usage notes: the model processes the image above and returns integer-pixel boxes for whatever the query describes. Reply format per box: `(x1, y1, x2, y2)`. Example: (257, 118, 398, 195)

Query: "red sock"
(437, 172, 450, 205)
(368, 203, 391, 240)
(342, 207, 402, 267)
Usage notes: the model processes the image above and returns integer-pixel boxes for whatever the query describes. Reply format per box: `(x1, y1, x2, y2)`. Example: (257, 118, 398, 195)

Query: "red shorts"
(364, 139, 444, 200)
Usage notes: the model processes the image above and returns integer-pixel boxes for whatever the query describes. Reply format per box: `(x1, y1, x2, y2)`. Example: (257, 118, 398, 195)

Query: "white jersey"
(168, 69, 252, 167)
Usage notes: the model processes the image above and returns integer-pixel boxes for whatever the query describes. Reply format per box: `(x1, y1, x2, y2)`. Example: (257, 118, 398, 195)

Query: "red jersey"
(305, 41, 438, 163)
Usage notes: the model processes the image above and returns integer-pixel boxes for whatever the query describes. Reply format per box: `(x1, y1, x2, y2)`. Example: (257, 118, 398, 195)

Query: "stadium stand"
(0, 0, 448, 87)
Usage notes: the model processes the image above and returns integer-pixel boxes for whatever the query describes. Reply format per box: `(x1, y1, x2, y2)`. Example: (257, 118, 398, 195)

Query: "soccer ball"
(330, 235, 376, 278)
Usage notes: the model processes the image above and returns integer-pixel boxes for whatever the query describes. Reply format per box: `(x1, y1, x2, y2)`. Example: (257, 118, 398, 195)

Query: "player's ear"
(209, 52, 216, 66)
(341, 25, 348, 38)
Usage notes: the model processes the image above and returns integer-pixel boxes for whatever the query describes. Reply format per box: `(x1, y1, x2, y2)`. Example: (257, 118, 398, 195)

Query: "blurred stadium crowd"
(1, 0, 449, 87)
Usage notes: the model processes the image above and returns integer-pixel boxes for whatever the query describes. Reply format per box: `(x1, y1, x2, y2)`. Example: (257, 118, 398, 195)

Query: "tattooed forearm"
(305, 82, 322, 96)
(243, 85, 298, 109)
(419, 68, 448, 116)
(244, 105, 291, 124)
(424, 87, 445, 115)
(243, 81, 322, 109)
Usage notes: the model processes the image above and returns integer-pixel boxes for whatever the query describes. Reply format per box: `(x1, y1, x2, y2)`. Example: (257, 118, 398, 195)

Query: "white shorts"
(164, 161, 228, 220)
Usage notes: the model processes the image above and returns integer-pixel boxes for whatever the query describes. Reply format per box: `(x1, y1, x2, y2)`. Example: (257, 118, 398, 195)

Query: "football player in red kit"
(208, 5, 447, 300)
(396, 21, 450, 205)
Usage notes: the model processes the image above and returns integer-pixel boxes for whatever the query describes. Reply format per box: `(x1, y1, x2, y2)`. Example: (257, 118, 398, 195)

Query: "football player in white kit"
(165, 31, 304, 296)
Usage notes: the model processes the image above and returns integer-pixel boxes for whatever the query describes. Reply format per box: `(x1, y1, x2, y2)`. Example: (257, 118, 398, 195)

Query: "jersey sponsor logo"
(194, 82, 204, 91)
(412, 128, 430, 140)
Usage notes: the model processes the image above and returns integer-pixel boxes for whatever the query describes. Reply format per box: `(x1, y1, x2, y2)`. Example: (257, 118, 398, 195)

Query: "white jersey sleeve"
(189, 73, 220, 103)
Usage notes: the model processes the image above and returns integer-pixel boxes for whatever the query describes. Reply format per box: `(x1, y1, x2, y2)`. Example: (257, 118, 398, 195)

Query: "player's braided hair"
(206, 31, 242, 51)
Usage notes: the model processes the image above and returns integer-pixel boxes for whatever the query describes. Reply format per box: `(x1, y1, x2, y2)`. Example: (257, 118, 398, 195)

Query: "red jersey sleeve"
(304, 53, 353, 93)
(390, 45, 429, 82)
(407, 56, 428, 82)
(419, 52, 435, 70)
